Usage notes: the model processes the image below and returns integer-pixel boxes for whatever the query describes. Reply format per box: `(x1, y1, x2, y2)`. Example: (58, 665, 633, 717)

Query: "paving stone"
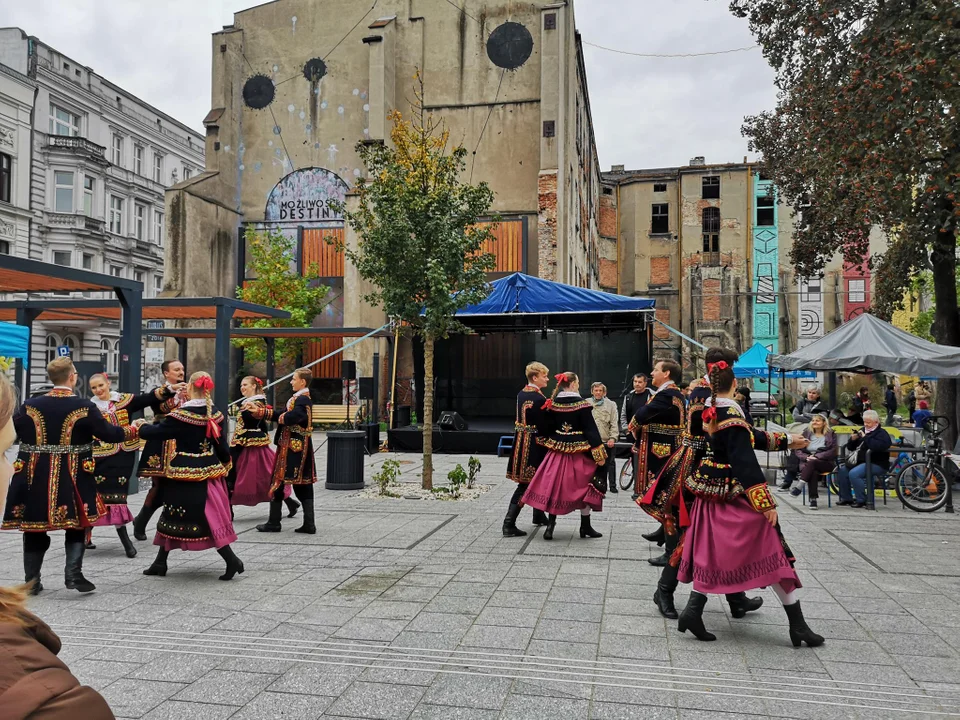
(141, 700, 239, 720)
(359, 600, 427, 620)
(475, 605, 540, 628)
(460, 624, 534, 650)
(533, 618, 601, 644)
(326, 681, 426, 719)
(266, 662, 364, 696)
(99, 679, 185, 718)
(590, 701, 680, 720)
(69, 659, 136, 691)
(406, 612, 476, 634)
(542, 600, 604, 623)
(229, 691, 333, 720)
(334, 617, 410, 642)
(173, 670, 278, 705)
(422, 673, 513, 709)
(409, 705, 499, 720)
(128, 653, 225, 683)
(501, 693, 590, 719)
(599, 632, 670, 662)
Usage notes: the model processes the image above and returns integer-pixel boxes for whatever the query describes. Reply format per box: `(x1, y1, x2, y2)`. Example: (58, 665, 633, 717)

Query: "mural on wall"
(843, 256, 871, 321)
(797, 275, 825, 348)
(264, 166, 347, 226)
(751, 177, 779, 389)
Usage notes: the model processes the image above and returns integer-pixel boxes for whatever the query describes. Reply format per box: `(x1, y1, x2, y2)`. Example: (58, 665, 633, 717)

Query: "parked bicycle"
(896, 416, 952, 512)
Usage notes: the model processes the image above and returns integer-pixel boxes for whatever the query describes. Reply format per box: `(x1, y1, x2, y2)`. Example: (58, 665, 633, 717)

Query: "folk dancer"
(675, 360, 822, 647)
(628, 360, 687, 565)
(641, 349, 790, 620)
(132, 359, 187, 541)
(86, 373, 179, 558)
(136, 372, 244, 580)
(621, 373, 652, 501)
(589, 382, 620, 495)
(2, 358, 139, 593)
(503, 362, 550, 537)
(228, 376, 299, 516)
(253, 367, 317, 535)
(522, 372, 606, 541)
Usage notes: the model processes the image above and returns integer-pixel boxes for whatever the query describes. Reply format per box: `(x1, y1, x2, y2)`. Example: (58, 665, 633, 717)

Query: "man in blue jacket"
(837, 410, 892, 508)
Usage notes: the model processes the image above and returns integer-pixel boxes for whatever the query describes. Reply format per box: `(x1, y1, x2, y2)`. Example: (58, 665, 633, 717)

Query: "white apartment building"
(0, 28, 204, 388)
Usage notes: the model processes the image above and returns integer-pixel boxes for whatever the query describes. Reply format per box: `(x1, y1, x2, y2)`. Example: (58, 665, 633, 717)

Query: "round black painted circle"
(242, 74, 275, 109)
(486, 22, 533, 70)
(303, 58, 328, 82)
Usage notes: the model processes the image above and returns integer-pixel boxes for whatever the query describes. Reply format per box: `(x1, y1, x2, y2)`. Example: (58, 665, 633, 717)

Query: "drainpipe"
(745, 164, 753, 351)
(615, 182, 621, 294)
(676, 169, 684, 363)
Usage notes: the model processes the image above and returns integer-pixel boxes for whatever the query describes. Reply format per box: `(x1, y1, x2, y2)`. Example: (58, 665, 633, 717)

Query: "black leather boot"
(284, 496, 301, 518)
(117, 526, 138, 558)
(542, 514, 557, 540)
(84, 528, 96, 550)
(143, 548, 169, 576)
(294, 497, 316, 534)
(256, 499, 283, 533)
(726, 591, 763, 619)
(648, 551, 669, 567)
(532, 508, 549, 526)
(677, 591, 716, 641)
(642, 525, 666, 546)
(784, 601, 824, 647)
(502, 503, 528, 537)
(23, 533, 50, 595)
(217, 545, 245, 581)
(654, 563, 679, 619)
(132, 503, 156, 541)
(579, 514, 603, 538)
(64, 539, 96, 593)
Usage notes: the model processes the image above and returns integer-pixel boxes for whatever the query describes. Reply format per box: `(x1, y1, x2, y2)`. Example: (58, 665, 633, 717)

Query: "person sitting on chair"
(837, 410, 891, 508)
(788, 413, 837, 510)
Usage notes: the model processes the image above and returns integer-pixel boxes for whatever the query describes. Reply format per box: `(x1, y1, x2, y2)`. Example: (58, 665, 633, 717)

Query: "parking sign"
(56, 346, 70, 357)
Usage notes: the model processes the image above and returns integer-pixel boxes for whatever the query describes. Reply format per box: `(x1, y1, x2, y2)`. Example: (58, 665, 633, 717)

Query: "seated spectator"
(788, 413, 837, 510)
(837, 410, 892, 508)
(792, 386, 825, 423)
(912, 400, 932, 429)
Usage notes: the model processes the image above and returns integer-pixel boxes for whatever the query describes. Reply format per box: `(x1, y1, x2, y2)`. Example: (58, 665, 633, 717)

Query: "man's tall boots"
(117, 526, 138, 558)
(64, 537, 96, 593)
(256, 498, 283, 533)
(502, 503, 527, 537)
(648, 527, 675, 566)
(294, 497, 316, 534)
(23, 533, 51, 595)
(642, 525, 666, 546)
(284, 496, 301, 518)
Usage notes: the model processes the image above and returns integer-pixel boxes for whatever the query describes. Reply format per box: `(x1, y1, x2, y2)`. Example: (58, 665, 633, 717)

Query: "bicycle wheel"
(619, 455, 634, 491)
(896, 462, 949, 512)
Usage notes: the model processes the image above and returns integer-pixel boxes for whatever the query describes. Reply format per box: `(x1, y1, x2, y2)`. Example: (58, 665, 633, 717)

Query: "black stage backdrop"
(413, 330, 651, 422)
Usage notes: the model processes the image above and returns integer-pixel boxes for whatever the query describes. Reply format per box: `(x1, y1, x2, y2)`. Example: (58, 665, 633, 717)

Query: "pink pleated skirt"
(521, 450, 604, 515)
(678, 495, 801, 595)
(231, 446, 290, 506)
(155, 477, 238, 552)
(92, 504, 134, 527)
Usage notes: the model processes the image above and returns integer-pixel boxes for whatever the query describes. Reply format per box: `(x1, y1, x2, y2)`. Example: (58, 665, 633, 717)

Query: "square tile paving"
(2, 443, 959, 719)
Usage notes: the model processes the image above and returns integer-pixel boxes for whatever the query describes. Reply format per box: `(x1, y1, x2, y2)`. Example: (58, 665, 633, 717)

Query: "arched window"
(111, 340, 120, 375)
(99, 339, 111, 373)
(62, 335, 79, 357)
(45, 334, 61, 364)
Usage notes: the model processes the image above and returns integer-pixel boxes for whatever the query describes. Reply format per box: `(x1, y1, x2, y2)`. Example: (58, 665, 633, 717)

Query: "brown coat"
(0, 610, 114, 720)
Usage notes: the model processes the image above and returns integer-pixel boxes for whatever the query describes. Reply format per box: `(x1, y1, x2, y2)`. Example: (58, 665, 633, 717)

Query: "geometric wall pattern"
(752, 177, 779, 366)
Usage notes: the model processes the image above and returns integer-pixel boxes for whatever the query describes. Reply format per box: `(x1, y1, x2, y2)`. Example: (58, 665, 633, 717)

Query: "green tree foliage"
(336, 73, 496, 489)
(731, 0, 959, 439)
(233, 227, 330, 364)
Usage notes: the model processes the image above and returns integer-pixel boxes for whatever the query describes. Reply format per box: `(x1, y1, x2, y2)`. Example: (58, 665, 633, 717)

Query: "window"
(702, 207, 720, 264)
(109, 196, 123, 234)
(54, 171, 74, 212)
(651, 204, 669, 234)
(112, 340, 120, 374)
(112, 135, 123, 166)
(135, 204, 146, 240)
(153, 211, 164, 245)
(134, 270, 144, 284)
(0, 152, 11, 203)
(52, 250, 71, 266)
(49, 105, 79, 136)
(82, 253, 94, 270)
(109, 265, 123, 278)
(848, 279, 866, 303)
(153, 153, 162, 183)
(183, 167, 192, 180)
(45, 335, 60, 364)
(0, 240, 9, 255)
(99, 339, 111, 373)
(756, 190, 775, 226)
(62, 336, 78, 358)
(702, 176, 720, 199)
(154, 274, 163, 294)
(134, 146, 143, 175)
(83, 176, 95, 216)
(653, 182, 667, 193)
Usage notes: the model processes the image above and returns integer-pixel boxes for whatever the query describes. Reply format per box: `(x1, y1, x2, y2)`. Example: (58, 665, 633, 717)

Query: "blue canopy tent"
(0, 322, 30, 360)
(735, 342, 815, 379)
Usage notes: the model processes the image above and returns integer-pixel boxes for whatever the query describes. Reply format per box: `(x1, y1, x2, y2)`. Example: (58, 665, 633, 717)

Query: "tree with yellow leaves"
(336, 72, 496, 490)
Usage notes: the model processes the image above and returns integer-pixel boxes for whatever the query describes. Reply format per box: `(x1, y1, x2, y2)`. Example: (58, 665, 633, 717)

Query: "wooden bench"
(312, 404, 352, 428)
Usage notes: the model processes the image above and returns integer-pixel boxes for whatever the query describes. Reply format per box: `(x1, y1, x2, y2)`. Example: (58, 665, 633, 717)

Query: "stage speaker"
(438, 411, 468, 431)
(342, 360, 356, 380)
(358, 377, 374, 399)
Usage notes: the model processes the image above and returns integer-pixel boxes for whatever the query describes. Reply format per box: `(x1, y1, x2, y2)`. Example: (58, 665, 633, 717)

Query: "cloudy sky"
(2, 0, 776, 170)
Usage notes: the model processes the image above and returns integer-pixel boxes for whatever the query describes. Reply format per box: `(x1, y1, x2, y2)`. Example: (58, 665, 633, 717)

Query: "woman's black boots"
(579, 514, 603, 538)
(143, 548, 169, 576)
(217, 545, 245, 581)
(678, 591, 716, 641)
(784, 601, 824, 647)
(542, 514, 558, 540)
(117, 526, 138, 558)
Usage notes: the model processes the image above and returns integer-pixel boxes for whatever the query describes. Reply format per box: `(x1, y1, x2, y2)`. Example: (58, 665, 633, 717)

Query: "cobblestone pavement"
(2, 439, 959, 719)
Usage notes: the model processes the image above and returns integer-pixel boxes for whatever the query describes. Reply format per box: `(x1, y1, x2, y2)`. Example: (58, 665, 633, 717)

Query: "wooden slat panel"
(302, 228, 345, 277)
(304, 337, 342, 379)
(476, 220, 523, 273)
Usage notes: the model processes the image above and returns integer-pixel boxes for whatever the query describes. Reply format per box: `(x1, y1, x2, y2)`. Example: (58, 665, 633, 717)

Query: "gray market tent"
(771, 313, 960, 378)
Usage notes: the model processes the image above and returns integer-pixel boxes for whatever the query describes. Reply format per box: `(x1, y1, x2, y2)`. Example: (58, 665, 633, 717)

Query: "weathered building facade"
(167, 0, 603, 385)
(605, 158, 888, 373)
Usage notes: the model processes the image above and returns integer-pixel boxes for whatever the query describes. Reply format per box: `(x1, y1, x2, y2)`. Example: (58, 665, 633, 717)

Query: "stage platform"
(388, 419, 513, 454)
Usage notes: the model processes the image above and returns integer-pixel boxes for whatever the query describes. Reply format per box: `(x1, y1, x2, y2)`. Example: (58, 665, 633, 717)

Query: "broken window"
(756, 190, 775, 226)
(702, 176, 720, 199)
(653, 182, 667, 193)
(651, 203, 669, 234)
(701, 207, 720, 264)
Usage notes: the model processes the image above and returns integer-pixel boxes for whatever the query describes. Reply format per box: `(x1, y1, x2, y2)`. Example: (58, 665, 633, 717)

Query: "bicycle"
(895, 415, 952, 512)
(618, 452, 634, 491)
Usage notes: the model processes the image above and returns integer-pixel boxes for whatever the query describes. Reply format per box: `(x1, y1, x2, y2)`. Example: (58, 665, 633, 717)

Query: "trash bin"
(360, 422, 380, 454)
(325, 430, 366, 490)
(396, 405, 412, 428)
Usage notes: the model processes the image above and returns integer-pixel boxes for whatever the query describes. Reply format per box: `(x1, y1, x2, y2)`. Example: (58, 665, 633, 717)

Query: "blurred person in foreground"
(0, 373, 116, 719)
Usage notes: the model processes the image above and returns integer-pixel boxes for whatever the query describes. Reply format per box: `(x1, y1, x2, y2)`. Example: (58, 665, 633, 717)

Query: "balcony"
(46, 135, 109, 165)
(43, 212, 106, 235)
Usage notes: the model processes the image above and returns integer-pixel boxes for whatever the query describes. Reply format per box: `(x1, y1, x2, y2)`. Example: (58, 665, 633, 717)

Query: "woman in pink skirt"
(522, 372, 607, 541)
(228, 376, 298, 515)
(135, 372, 244, 581)
(677, 361, 823, 647)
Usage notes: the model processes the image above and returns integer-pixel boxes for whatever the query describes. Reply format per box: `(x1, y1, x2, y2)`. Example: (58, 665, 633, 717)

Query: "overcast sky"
(2, 0, 776, 170)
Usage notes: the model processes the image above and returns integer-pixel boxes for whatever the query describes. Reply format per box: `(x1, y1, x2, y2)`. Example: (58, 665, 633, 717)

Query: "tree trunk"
(930, 202, 959, 449)
(422, 332, 434, 490)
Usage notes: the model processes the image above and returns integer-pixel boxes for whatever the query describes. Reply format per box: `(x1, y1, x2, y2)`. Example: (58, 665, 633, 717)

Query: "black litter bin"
(325, 430, 366, 490)
(396, 405, 412, 427)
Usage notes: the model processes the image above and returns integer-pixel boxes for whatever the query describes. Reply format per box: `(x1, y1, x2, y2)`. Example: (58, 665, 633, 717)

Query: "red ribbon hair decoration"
(706, 360, 729, 374)
(554, 373, 567, 382)
(194, 376, 214, 392)
(543, 399, 554, 410)
(701, 407, 717, 423)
